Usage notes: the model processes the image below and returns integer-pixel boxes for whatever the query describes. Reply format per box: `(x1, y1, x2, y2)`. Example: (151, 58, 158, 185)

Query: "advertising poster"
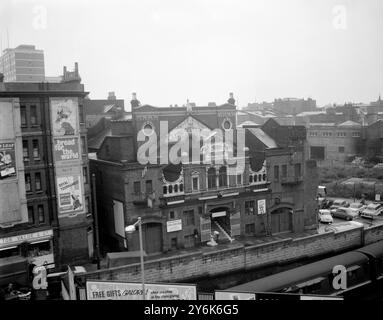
(53, 137, 80, 163)
(86, 281, 197, 300)
(56, 166, 84, 216)
(50, 97, 78, 136)
(166, 219, 182, 232)
(0, 142, 16, 180)
(257, 199, 266, 215)
(215, 291, 256, 300)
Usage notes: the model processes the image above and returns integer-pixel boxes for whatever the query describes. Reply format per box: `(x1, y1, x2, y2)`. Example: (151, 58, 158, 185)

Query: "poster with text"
(86, 281, 197, 300)
(56, 166, 84, 216)
(0, 142, 16, 180)
(50, 97, 78, 136)
(53, 137, 80, 164)
(257, 199, 266, 215)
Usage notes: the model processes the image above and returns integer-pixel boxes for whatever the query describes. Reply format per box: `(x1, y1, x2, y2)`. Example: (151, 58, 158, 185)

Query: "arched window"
(254, 174, 257, 182)
(180, 183, 184, 192)
(258, 174, 262, 182)
(208, 167, 216, 189)
(219, 166, 227, 187)
(174, 184, 178, 193)
(169, 185, 173, 193)
(263, 174, 266, 181)
(163, 186, 167, 194)
(249, 175, 253, 183)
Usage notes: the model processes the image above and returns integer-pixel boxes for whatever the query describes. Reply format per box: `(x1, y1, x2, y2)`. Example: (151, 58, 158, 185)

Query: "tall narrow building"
(0, 45, 45, 82)
(0, 64, 93, 287)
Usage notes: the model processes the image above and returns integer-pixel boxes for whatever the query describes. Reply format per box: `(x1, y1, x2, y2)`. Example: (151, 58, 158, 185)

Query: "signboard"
(375, 194, 381, 202)
(53, 137, 80, 163)
(0, 142, 16, 180)
(215, 291, 255, 300)
(167, 219, 182, 232)
(215, 291, 343, 300)
(86, 281, 197, 300)
(212, 211, 226, 218)
(257, 199, 266, 215)
(0, 229, 53, 247)
(56, 166, 84, 216)
(30, 253, 55, 269)
(50, 97, 79, 136)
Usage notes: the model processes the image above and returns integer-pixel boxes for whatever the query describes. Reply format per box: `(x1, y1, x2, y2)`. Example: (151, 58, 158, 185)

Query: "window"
(170, 238, 178, 250)
(146, 180, 153, 194)
(35, 172, 42, 191)
(163, 186, 167, 194)
(30, 105, 37, 125)
(245, 223, 255, 234)
(25, 173, 32, 192)
(338, 146, 345, 153)
(83, 167, 88, 184)
(249, 175, 253, 183)
(38, 205, 45, 223)
(169, 211, 175, 219)
(169, 185, 173, 193)
(309, 131, 318, 137)
(133, 181, 141, 195)
(23, 140, 29, 161)
(85, 197, 90, 214)
(28, 206, 34, 224)
(322, 132, 332, 137)
(282, 165, 287, 178)
(184, 210, 195, 226)
(20, 105, 27, 126)
(294, 163, 301, 178)
(237, 173, 242, 185)
(81, 137, 86, 154)
(218, 166, 227, 187)
(174, 184, 178, 193)
(179, 183, 183, 192)
(274, 165, 279, 180)
(192, 176, 199, 191)
(352, 132, 361, 137)
(337, 132, 346, 137)
(207, 167, 216, 189)
(79, 104, 84, 123)
(32, 140, 40, 159)
(245, 200, 255, 215)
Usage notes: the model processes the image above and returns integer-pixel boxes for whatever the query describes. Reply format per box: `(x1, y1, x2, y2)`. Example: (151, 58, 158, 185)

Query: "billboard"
(215, 291, 255, 300)
(86, 280, 197, 300)
(53, 137, 80, 163)
(56, 166, 84, 216)
(0, 142, 16, 180)
(50, 97, 78, 136)
(166, 219, 182, 232)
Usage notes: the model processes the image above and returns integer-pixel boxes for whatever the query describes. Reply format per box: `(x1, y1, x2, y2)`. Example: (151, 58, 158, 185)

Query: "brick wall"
(78, 226, 364, 284)
(364, 224, 383, 245)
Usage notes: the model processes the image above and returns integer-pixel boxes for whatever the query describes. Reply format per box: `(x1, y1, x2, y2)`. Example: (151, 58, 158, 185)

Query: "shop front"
(0, 229, 55, 282)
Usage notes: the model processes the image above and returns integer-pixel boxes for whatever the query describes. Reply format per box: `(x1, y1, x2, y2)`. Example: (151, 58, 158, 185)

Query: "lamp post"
(125, 217, 146, 300)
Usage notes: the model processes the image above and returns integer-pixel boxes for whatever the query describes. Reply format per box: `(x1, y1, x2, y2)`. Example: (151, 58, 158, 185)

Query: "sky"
(0, 0, 382, 110)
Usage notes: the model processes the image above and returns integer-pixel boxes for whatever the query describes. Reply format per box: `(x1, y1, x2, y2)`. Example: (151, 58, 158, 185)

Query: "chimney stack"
(108, 91, 116, 100)
(228, 92, 235, 105)
(131, 92, 140, 109)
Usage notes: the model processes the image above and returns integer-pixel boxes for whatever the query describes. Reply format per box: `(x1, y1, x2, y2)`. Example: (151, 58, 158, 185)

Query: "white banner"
(257, 199, 266, 215)
(166, 219, 182, 232)
(86, 281, 197, 300)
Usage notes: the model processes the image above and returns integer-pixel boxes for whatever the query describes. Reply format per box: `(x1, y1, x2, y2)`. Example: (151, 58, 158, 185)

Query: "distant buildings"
(307, 121, 363, 166)
(0, 45, 45, 82)
(0, 66, 93, 287)
(89, 94, 318, 256)
(273, 97, 317, 115)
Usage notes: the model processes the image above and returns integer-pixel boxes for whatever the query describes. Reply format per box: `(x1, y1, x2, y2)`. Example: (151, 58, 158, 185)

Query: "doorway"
(271, 208, 293, 234)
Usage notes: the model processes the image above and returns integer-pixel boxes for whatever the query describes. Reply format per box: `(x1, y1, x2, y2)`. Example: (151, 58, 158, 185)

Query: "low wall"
(364, 224, 383, 245)
(78, 226, 365, 284)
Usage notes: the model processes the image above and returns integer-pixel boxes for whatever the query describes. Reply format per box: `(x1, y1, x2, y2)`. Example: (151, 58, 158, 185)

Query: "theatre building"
(90, 94, 318, 255)
(0, 69, 93, 287)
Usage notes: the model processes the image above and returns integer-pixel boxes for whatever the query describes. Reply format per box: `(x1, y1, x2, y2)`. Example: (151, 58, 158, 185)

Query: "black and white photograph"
(0, 0, 383, 310)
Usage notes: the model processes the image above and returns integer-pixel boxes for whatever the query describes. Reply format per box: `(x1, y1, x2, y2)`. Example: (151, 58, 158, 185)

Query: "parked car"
(318, 209, 333, 224)
(332, 207, 358, 221)
(348, 202, 366, 215)
(360, 203, 383, 219)
(330, 199, 350, 214)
